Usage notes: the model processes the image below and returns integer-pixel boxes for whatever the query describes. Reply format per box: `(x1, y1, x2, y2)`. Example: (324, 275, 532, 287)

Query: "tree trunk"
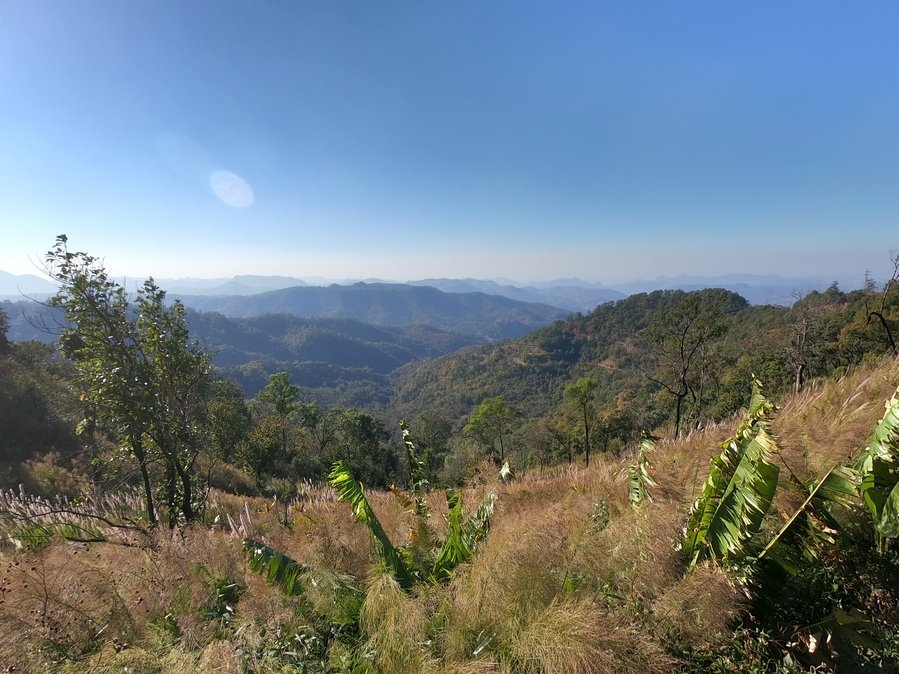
(583, 413, 590, 468)
(176, 461, 194, 523)
(165, 461, 177, 529)
(131, 435, 156, 528)
(793, 362, 806, 394)
(869, 311, 898, 355)
(674, 393, 686, 440)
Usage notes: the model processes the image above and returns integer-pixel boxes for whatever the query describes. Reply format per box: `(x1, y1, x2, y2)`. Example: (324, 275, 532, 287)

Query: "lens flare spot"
(210, 170, 254, 208)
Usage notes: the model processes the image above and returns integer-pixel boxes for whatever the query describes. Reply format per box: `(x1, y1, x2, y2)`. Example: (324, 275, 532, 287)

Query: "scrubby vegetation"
(2, 241, 899, 671)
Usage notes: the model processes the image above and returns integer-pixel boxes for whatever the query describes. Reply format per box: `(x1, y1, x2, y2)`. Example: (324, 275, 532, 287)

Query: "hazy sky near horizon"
(2, 2, 898, 284)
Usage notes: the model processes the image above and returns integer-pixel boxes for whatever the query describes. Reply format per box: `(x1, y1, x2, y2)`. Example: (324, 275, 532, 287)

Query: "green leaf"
(628, 434, 658, 510)
(431, 489, 496, 583)
(431, 489, 470, 582)
(243, 538, 309, 596)
(856, 385, 899, 547)
(329, 460, 414, 590)
(760, 464, 859, 575)
(879, 481, 899, 538)
(683, 381, 780, 567)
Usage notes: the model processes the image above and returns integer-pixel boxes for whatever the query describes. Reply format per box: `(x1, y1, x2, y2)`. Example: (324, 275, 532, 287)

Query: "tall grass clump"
(358, 571, 435, 673)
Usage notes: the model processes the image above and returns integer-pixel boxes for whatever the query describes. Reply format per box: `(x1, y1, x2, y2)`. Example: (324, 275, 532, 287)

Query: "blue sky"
(1, 1, 898, 284)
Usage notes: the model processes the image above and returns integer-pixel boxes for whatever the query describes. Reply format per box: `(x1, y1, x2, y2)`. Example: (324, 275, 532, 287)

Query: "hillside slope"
(2, 300, 481, 405)
(3, 357, 898, 672)
(390, 282, 892, 431)
(390, 288, 761, 422)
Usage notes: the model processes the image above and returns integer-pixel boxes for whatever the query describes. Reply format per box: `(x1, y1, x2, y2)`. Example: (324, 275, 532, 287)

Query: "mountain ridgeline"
(5, 277, 895, 426)
(172, 282, 568, 340)
(3, 299, 481, 406)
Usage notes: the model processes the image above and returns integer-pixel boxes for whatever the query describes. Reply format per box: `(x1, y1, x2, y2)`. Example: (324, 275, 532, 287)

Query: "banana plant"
(758, 464, 859, 574)
(243, 539, 363, 627)
(682, 381, 780, 568)
(628, 433, 658, 511)
(329, 460, 416, 590)
(856, 384, 899, 553)
(329, 425, 496, 592)
(244, 538, 310, 596)
(431, 488, 495, 583)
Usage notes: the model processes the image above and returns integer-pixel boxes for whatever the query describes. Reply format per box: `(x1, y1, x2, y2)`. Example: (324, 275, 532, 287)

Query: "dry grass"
(3, 357, 899, 672)
(574, 502, 686, 607)
(438, 462, 681, 670)
(774, 357, 899, 478)
(652, 562, 745, 649)
(0, 543, 136, 669)
(359, 572, 436, 673)
(509, 597, 672, 674)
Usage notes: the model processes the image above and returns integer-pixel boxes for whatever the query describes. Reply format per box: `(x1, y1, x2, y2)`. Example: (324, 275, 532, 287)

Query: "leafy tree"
(564, 376, 598, 466)
(594, 402, 635, 455)
(205, 379, 253, 463)
(407, 409, 452, 482)
(527, 418, 558, 474)
(238, 415, 288, 486)
(331, 409, 394, 487)
(45, 235, 212, 527)
(135, 280, 213, 524)
(257, 371, 300, 457)
(642, 289, 735, 439)
(464, 396, 520, 463)
(293, 400, 342, 479)
(258, 371, 301, 419)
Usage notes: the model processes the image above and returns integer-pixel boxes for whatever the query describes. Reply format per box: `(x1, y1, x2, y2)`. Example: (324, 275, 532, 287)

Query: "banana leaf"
(759, 464, 859, 575)
(683, 383, 780, 567)
(628, 434, 658, 510)
(329, 460, 414, 590)
(857, 387, 899, 542)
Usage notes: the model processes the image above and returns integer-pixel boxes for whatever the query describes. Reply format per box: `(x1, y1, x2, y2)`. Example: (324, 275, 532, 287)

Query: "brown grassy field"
(2, 357, 899, 673)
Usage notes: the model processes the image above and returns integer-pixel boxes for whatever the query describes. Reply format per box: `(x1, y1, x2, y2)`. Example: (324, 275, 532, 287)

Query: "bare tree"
(866, 253, 899, 356)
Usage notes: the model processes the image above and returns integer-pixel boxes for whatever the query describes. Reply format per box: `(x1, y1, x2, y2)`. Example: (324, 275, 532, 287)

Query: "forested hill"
(172, 282, 568, 340)
(1, 300, 480, 405)
(187, 311, 480, 404)
(390, 288, 746, 422)
(389, 283, 893, 430)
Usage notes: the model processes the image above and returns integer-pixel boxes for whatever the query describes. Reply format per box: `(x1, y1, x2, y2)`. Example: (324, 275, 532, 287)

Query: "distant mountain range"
(140, 275, 309, 296)
(0, 270, 57, 298)
(0, 267, 868, 407)
(187, 311, 480, 402)
(405, 278, 625, 313)
(1, 266, 851, 309)
(172, 283, 568, 341)
(605, 274, 838, 306)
